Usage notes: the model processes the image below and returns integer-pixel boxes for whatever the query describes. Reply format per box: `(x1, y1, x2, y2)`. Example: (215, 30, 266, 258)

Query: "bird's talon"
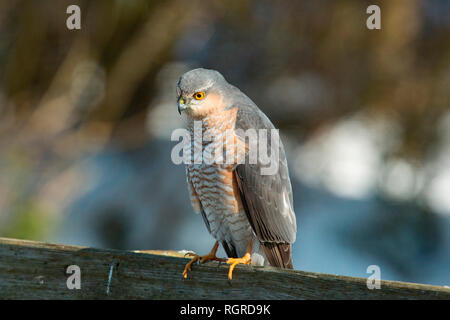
(181, 242, 225, 278)
(182, 254, 200, 279)
(226, 253, 251, 280)
(184, 252, 196, 258)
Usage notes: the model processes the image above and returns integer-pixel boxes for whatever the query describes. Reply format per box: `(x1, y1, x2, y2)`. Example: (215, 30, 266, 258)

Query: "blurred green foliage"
(2, 202, 56, 241)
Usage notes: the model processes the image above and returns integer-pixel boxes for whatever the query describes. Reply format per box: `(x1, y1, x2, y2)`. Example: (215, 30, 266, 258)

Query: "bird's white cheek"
(188, 103, 207, 117)
(183, 103, 195, 113)
(191, 103, 201, 110)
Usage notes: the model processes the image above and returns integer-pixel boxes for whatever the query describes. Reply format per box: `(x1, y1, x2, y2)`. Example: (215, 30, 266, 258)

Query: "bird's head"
(176, 68, 228, 119)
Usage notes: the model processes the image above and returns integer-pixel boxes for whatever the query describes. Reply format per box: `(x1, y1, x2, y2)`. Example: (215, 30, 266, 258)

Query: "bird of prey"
(177, 68, 297, 279)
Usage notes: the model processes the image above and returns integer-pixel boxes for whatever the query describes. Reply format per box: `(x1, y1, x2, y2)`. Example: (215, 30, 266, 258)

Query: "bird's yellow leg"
(182, 241, 225, 278)
(226, 239, 253, 280)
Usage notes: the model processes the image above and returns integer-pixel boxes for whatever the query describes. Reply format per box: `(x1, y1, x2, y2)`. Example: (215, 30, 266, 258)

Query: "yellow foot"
(182, 242, 225, 279)
(182, 253, 200, 279)
(226, 253, 251, 280)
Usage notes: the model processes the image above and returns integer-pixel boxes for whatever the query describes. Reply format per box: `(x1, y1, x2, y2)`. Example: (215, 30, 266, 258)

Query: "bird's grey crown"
(177, 68, 227, 95)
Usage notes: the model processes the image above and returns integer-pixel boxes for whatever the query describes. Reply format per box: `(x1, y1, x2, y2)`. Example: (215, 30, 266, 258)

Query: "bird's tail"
(262, 243, 293, 269)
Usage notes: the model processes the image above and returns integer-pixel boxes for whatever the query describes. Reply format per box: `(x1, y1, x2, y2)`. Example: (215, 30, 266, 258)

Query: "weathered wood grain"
(0, 237, 449, 299)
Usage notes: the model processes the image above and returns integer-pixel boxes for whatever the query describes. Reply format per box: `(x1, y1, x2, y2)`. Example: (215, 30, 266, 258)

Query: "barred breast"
(185, 108, 253, 257)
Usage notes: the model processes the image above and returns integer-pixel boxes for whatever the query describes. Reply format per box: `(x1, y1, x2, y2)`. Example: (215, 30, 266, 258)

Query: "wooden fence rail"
(0, 237, 449, 299)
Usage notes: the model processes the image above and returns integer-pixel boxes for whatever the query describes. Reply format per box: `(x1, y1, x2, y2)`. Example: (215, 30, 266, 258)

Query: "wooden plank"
(0, 237, 449, 299)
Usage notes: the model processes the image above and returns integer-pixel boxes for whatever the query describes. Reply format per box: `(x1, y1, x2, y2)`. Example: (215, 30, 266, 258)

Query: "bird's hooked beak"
(178, 97, 187, 115)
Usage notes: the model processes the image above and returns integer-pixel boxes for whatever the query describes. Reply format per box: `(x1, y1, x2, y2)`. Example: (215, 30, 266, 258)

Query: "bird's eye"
(193, 92, 205, 100)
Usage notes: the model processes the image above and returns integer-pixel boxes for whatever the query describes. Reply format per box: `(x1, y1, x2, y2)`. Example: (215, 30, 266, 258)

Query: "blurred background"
(0, 0, 449, 286)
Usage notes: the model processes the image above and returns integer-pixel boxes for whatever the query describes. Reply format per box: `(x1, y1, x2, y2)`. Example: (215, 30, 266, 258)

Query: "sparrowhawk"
(177, 68, 297, 279)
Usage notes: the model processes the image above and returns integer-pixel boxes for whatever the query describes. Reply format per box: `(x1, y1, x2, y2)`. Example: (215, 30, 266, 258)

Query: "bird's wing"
(186, 169, 211, 234)
(185, 168, 201, 214)
(233, 101, 297, 268)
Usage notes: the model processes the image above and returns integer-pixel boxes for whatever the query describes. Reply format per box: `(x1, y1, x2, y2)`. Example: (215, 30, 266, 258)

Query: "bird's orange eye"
(193, 92, 205, 100)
